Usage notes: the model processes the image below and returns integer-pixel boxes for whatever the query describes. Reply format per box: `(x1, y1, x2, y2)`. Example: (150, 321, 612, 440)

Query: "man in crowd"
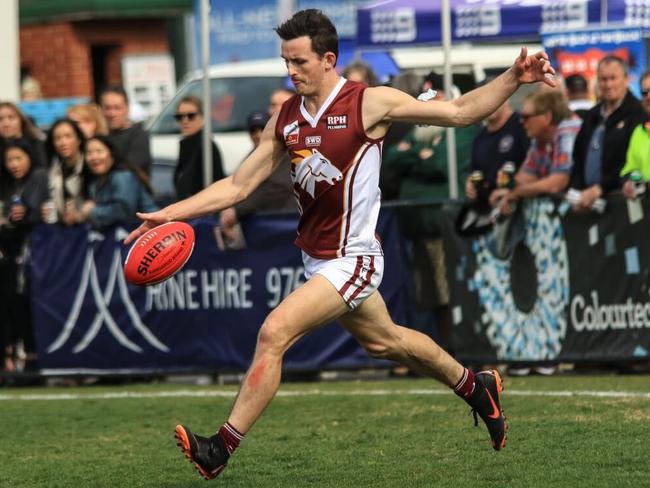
(268, 87, 296, 116)
(100, 86, 153, 176)
(570, 56, 645, 210)
(465, 80, 530, 202)
(494, 90, 581, 215)
(564, 73, 593, 119)
(621, 70, 650, 198)
(219, 92, 297, 244)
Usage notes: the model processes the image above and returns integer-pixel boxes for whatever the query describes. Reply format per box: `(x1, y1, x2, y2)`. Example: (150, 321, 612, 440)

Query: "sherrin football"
(124, 221, 195, 286)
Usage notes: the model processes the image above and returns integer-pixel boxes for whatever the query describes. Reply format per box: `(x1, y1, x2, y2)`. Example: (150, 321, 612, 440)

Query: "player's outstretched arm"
(373, 47, 555, 129)
(124, 115, 284, 244)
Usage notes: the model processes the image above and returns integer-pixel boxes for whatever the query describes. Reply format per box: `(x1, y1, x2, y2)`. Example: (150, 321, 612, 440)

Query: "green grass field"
(1, 375, 649, 488)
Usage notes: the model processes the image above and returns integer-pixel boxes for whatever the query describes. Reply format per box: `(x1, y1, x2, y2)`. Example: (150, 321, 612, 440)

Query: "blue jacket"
(88, 169, 158, 227)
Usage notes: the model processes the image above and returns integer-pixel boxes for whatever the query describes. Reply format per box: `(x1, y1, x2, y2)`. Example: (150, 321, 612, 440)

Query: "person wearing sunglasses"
(620, 70, 650, 199)
(491, 90, 581, 216)
(570, 56, 645, 211)
(173, 95, 224, 201)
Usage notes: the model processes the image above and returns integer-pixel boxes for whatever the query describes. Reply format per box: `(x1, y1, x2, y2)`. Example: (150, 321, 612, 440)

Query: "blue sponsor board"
(32, 211, 408, 372)
(357, 0, 603, 47)
(194, 0, 362, 65)
(194, 0, 280, 64)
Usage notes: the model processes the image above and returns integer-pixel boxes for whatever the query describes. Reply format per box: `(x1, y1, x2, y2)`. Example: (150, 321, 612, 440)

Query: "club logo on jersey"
(327, 115, 347, 130)
(305, 135, 321, 147)
(283, 120, 300, 145)
(291, 149, 343, 198)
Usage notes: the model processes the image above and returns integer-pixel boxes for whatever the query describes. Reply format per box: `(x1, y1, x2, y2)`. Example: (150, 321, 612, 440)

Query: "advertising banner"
(543, 27, 647, 99)
(194, 0, 361, 65)
(194, 0, 281, 64)
(31, 212, 408, 373)
(443, 197, 650, 363)
(357, 0, 601, 47)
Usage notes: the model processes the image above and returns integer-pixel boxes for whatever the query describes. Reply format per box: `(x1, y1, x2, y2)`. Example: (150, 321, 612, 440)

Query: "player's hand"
(512, 47, 556, 88)
(124, 210, 172, 245)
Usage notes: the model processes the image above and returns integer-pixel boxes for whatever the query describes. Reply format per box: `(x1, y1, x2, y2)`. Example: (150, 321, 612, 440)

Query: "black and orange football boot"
(175, 424, 229, 480)
(467, 370, 507, 451)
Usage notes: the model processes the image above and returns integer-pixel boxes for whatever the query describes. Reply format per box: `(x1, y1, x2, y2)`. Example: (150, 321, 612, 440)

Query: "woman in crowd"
(0, 101, 47, 168)
(66, 103, 109, 139)
(44, 118, 87, 225)
(0, 138, 49, 372)
(174, 95, 224, 201)
(70, 135, 158, 228)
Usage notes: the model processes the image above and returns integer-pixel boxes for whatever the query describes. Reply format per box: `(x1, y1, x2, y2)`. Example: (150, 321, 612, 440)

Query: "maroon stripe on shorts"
(338, 256, 363, 302)
(340, 144, 372, 257)
(347, 256, 375, 304)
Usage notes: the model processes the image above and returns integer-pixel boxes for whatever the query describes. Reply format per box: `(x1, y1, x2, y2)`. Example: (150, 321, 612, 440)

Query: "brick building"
(19, 0, 192, 100)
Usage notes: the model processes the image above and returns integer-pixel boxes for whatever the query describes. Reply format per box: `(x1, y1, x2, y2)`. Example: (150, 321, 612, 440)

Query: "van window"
(150, 76, 288, 134)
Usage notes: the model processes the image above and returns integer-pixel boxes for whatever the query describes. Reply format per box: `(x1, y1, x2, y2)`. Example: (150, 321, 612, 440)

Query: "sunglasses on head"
(174, 112, 199, 121)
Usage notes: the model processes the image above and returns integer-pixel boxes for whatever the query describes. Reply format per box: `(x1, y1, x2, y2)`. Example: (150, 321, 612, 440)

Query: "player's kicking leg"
(338, 291, 507, 450)
(175, 274, 350, 480)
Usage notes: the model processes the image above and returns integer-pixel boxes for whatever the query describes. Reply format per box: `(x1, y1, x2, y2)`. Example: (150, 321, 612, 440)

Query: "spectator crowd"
(2, 54, 649, 377)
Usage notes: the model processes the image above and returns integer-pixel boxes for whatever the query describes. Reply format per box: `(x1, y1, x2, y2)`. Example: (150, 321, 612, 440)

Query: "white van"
(148, 58, 289, 203)
(148, 43, 541, 202)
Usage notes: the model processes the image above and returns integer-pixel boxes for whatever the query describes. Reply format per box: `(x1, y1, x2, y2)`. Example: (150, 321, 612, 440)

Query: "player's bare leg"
(227, 274, 348, 431)
(338, 291, 463, 384)
(338, 291, 507, 450)
(175, 274, 349, 479)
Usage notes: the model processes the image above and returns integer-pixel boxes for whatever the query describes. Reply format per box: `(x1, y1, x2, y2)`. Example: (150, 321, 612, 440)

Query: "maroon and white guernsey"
(275, 78, 383, 259)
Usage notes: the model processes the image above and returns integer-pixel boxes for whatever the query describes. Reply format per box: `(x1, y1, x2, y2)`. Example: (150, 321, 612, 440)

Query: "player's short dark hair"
(99, 85, 129, 105)
(275, 9, 339, 64)
(565, 74, 588, 95)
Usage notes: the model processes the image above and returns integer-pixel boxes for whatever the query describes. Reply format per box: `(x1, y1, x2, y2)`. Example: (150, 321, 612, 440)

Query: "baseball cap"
(247, 111, 270, 131)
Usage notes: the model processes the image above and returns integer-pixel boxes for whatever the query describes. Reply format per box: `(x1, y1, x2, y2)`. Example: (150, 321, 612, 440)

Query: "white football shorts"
(302, 252, 384, 310)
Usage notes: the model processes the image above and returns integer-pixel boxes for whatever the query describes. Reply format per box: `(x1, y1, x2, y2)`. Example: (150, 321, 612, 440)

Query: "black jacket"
(571, 90, 646, 193)
(174, 130, 224, 201)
